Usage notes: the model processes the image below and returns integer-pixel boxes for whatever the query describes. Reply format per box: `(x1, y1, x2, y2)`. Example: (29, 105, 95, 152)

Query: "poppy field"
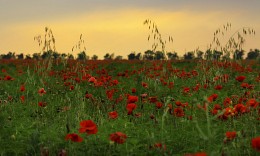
(0, 59, 259, 155)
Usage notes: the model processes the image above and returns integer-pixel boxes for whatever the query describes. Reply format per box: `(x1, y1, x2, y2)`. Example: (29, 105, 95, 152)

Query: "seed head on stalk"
(143, 19, 174, 60)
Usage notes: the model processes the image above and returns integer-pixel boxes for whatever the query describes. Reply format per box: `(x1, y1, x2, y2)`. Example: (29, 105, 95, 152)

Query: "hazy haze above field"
(0, 0, 260, 59)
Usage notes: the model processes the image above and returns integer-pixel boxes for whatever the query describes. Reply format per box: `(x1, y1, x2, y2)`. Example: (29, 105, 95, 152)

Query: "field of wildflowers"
(0, 58, 259, 155)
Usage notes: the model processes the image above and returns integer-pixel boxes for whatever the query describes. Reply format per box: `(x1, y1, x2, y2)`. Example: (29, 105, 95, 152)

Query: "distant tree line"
(128, 49, 259, 60)
(0, 49, 259, 60)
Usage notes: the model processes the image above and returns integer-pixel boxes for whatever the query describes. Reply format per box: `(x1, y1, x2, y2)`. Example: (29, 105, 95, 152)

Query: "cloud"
(0, 1, 259, 58)
(1, 0, 260, 24)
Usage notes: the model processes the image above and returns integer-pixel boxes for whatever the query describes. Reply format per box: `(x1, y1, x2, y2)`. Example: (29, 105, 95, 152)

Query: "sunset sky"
(0, 0, 260, 59)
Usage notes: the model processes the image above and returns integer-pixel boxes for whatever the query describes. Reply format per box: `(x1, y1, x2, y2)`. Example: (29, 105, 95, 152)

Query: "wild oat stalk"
(209, 22, 255, 61)
(143, 19, 173, 60)
(201, 23, 256, 81)
(72, 34, 88, 61)
(34, 27, 57, 78)
(72, 34, 86, 53)
(34, 27, 56, 54)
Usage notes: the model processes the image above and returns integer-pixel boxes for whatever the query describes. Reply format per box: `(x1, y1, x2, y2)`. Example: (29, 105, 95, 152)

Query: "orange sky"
(0, 0, 260, 59)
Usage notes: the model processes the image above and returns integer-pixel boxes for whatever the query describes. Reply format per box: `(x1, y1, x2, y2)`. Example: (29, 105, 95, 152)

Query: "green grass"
(0, 59, 259, 155)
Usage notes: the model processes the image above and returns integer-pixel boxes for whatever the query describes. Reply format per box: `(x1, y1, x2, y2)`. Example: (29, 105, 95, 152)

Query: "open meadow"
(0, 59, 259, 155)
(1, 0, 260, 155)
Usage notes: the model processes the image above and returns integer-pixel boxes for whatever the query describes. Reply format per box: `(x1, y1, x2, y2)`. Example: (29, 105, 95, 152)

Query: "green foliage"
(91, 54, 98, 60)
(167, 52, 179, 60)
(128, 52, 142, 60)
(0, 59, 259, 155)
(104, 53, 114, 60)
(77, 51, 89, 60)
(246, 49, 260, 60)
(184, 52, 195, 60)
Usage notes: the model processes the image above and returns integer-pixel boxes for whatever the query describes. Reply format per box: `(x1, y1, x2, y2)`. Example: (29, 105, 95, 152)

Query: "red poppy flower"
(175, 101, 182, 106)
(131, 88, 136, 93)
(109, 132, 127, 144)
(64, 82, 71, 86)
(74, 77, 81, 83)
(252, 137, 260, 152)
(241, 82, 250, 89)
(162, 80, 167, 86)
(234, 104, 247, 114)
(213, 76, 220, 82)
(195, 152, 207, 156)
(38, 101, 47, 107)
(168, 82, 174, 88)
(186, 152, 207, 156)
(153, 142, 167, 150)
(156, 102, 163, 109)
(213, 104, 222, 110)
(181, 102, 189, 108)
(211, 109, 219, 115)
(193, 84, 200, 91)
(94, 81, 103, 87)
(142, 82, 148, 88)
(236, 76, 246, 82)
(127, 95, 138, 104)
(82, 74, 90, 81)
(70, 85, 75, 90)
(2, 69, 6, 73)
(141, 93, 147, 99)
(214, 85, 222, 90)
(20, 85, 25, 92)
(111, 79, 119, 85)
(4, 75, 14, 81)
(192, 70, 198, 76)
(115, 95, 123, 104)
(223, 97, 232, 107)
(246, 99, 259, 108)
(238, 97, 247, 103)
(244, 91, 250, 97)
(20, 95, 25, 103)
(221, 107, 234, 119)
(85, 93, 93, 99)
(187, 116, 193, 120)
(108, 111, 118, 119)
(65, 133, 83, 142)
(173, 108, 185, 117)
(226, 131, 236, 140)
(79, 120, 98, 135)
(126, 103, 137, 115)
(207, 94, 218, 102)
(106, 89, 115, 100)
(183, 87, 190, 93)
(88, 77, 97, 83)
(38, 88, 46, 96)
(148, 96, 157, 103)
